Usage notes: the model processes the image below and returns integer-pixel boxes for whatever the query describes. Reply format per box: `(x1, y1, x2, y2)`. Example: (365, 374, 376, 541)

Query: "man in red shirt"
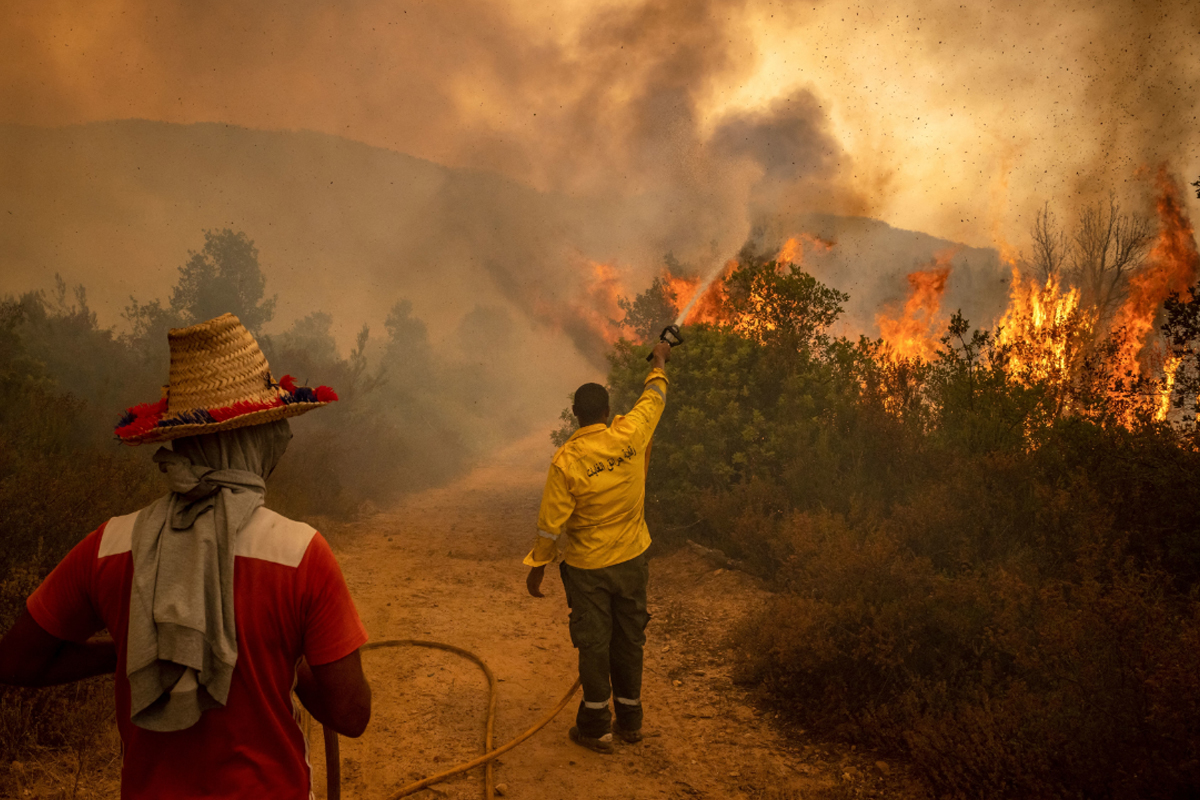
(0, 313, 371, 798)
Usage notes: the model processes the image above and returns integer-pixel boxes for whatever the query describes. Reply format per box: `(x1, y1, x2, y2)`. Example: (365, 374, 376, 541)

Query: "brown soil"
(4, 433, 925, 800)
(316, 434, 922, 800)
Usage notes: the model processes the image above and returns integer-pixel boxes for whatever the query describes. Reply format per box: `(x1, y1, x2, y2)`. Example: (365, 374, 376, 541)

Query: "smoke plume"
(1, 0, 1196, 371)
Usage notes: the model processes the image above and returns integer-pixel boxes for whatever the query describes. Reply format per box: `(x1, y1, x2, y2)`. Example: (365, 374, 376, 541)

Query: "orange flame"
(664, 260, 735, 325)
(1096, 168, 1200, 425)
(1110, 168, 1200, 379)
(557, 233, 838, 360)
(996, 268, 1090, 386)
(575, 261, 628, 343)
(775, 233, 835, 267)
(1157, 355, 1182, 422)
(539, 260, 631, 363)
(556, 192, 1198, 429)
(876, 251, 957, 361)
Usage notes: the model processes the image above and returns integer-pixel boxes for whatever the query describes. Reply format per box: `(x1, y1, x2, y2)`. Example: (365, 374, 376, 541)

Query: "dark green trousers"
(559, 553, 650, 738)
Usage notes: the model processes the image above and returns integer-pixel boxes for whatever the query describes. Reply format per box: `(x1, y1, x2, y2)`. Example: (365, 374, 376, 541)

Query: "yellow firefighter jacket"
(524, 368, 668, 570)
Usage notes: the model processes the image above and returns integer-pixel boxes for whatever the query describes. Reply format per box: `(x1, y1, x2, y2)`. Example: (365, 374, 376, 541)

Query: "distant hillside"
(789, 213, 1007, 336)
(0, 120, 571, 343)
(0, 120, 1008, 356)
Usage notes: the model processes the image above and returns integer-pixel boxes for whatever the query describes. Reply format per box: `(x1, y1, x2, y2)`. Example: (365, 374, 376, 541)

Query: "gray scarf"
(127, 419, 292, 732)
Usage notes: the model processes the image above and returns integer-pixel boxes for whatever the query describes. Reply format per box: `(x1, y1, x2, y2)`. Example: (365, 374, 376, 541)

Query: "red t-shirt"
(27, 506, 368, 799)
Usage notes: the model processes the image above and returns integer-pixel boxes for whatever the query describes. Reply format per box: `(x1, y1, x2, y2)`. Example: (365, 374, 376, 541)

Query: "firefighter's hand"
(526, 565, 546, 598)
(650, 341, 671, 369)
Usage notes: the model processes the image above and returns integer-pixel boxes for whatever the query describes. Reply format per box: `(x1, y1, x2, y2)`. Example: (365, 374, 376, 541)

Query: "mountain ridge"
(1, 119, 1007, 350)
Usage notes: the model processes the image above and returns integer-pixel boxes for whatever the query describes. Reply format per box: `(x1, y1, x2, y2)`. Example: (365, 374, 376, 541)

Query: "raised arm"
(617, 342, 670, 444)
(649, 340, 671, 370)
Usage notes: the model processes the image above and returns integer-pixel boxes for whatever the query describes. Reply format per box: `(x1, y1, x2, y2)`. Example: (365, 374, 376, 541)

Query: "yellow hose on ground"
(320, 639, 581, 800)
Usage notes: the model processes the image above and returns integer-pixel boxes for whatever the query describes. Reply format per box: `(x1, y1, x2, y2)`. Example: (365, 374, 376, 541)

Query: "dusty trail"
(313, 433, 907, 800)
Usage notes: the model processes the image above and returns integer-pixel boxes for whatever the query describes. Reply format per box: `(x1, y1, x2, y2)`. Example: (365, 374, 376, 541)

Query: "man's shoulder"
(551, 435, 585, 471)
(95, 495, 175, 559)
(96, 508, 142, 558)
(94, 504, 316, 567)
(233, 507, 318, 568)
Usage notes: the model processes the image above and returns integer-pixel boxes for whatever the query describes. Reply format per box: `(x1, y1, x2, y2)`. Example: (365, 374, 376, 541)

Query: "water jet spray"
(673, 260, 729, 327)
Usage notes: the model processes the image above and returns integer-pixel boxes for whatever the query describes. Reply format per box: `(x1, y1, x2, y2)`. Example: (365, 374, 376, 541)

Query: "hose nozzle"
(645, 324, 684, 361)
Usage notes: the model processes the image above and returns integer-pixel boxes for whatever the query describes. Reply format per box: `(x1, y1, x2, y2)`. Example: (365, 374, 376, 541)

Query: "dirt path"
(315, 434, 913, 800)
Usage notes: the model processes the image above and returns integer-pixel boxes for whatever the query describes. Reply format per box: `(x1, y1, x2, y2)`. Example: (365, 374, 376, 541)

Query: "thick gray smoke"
(1, 0, 1195, 394)
(1, 0, 871, 377)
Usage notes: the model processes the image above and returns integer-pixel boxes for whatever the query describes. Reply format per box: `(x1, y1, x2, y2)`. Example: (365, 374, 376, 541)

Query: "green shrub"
(0, 302, 160, 766)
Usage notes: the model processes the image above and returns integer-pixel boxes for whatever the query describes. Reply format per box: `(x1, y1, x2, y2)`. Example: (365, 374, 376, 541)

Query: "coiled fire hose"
(317, 639, 582, 800)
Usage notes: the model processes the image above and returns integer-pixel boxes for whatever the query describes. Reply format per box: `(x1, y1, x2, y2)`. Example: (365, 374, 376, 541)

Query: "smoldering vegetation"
(593, 236, 1200, 799)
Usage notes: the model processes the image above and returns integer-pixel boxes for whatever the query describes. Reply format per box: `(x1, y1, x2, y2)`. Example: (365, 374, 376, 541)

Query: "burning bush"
(595, 236, 1200, 798)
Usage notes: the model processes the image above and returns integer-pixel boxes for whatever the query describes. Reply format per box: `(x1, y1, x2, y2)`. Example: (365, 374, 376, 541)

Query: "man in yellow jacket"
(525, 341, 671, 754)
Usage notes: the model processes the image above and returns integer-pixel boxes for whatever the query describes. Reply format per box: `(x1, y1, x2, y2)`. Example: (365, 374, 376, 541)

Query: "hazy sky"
(4, 0, 1196, 251)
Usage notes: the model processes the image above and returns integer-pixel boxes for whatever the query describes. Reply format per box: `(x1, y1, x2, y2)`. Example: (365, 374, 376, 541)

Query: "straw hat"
(115, 313, 337, 445)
